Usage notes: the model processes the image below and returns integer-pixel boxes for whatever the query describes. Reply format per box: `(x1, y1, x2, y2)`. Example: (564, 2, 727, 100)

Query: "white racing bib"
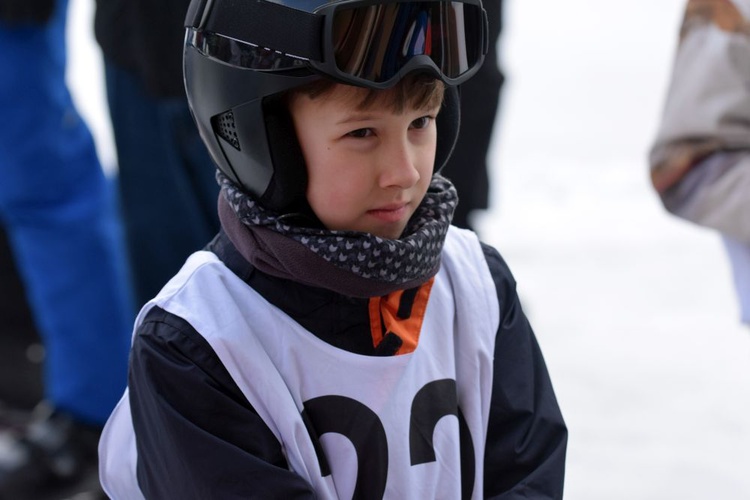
(100, 228, 499, 499)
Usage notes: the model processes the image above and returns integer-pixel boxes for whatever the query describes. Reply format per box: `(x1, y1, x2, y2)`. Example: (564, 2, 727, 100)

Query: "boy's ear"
(434, 86, 461, 173)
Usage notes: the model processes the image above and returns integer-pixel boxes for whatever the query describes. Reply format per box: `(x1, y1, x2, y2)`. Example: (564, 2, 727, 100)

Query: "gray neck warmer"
(217, 172, 458, 298)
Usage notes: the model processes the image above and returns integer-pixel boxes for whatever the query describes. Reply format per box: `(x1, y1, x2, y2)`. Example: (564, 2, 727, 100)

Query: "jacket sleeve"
(649, 0, 750, 243)
(481, 244, 568, 499)
(0, 0, 54, 24)
(128, 306, 316, 500)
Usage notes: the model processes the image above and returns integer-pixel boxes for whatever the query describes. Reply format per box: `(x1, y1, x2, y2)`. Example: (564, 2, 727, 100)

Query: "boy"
(99, 0, 567, 498)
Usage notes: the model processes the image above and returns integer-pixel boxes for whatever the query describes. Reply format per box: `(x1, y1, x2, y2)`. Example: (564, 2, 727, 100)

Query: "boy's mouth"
(367, 203, 409, 223)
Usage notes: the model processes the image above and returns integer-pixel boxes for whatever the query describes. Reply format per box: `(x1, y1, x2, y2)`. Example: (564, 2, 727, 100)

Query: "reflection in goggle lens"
(332, 1, 481, 83)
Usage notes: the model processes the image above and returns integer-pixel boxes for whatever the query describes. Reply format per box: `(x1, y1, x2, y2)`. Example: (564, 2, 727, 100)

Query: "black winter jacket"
(94, 0, 188, 97)
(128, 230, 567, 498)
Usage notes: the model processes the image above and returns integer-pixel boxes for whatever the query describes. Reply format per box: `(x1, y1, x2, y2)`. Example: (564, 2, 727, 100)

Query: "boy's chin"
(367, 223, 408, 240)
(321, 217, 408, 240)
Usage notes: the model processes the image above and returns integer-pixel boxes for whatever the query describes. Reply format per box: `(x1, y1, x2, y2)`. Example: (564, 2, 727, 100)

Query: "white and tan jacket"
(650, 0, 750, 322)
(650, 0, 750, 242)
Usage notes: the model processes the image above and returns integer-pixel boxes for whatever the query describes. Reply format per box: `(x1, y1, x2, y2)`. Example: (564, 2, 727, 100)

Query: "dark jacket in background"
(94, 0, 189, 97)
(441, 0, 505, 229)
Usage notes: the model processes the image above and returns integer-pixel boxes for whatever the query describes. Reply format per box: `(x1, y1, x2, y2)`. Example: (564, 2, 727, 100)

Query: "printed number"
(302, 396, 388, 499)
(301, 379, 474, 500)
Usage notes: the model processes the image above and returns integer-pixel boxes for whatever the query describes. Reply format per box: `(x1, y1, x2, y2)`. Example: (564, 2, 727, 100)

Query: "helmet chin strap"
(257, 85, 462, 215)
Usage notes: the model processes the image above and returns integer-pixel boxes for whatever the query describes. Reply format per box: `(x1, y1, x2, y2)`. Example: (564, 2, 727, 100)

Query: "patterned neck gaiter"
(218, 172, 458, 298)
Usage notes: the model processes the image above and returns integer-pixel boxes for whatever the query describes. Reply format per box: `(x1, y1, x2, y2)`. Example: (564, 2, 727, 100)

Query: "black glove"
(0, 0, 56, 24)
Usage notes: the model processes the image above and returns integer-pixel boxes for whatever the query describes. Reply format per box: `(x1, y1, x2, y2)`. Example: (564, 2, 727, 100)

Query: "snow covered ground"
(67, 0, 750, 498)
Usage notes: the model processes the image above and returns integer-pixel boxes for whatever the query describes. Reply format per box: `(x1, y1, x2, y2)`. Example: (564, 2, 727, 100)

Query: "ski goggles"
(186, 0, 488, 89)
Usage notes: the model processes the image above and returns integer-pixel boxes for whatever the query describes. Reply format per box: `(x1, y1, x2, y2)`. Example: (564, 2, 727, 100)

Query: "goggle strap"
(185, 0, 323, 61)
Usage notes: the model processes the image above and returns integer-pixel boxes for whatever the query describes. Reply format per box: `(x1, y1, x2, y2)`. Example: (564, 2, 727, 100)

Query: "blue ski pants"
(0, 0, 133, 424)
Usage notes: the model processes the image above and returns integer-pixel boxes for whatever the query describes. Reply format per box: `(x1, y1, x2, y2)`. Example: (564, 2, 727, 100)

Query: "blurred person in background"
(94, 0, 221, 308)
(441, 0, 504, 231)
(0, 0, 133, 496)
(650, 0, 750, 325)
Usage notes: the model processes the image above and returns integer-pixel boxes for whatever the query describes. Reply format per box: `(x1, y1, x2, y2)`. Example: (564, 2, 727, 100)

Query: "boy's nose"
(378, 138, 420, 189)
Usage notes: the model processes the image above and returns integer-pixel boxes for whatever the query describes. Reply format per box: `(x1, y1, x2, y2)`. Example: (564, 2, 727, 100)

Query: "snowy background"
(66, 0, 750, 498)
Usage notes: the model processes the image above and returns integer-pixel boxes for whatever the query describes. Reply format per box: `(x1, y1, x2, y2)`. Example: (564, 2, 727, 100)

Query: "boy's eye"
(411, 116, 433, 130)
(347, 128, 373, 138)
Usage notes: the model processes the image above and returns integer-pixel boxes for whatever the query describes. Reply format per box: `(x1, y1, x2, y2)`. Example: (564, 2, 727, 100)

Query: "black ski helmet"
(183, 0, 488, 213)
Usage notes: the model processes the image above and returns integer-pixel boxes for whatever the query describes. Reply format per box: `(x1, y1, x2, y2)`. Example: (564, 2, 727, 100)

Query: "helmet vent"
(212, 111, 241, 151)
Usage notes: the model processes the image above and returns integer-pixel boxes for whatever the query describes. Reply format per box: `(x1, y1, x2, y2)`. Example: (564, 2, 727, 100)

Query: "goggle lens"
(332, 1, 483, 84)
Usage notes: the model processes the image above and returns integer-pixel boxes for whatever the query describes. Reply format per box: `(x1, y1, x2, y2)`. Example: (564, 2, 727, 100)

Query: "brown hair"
(286, 73, 445, 113)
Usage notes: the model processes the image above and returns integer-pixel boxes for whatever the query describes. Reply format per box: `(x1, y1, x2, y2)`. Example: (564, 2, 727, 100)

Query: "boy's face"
(289, 84, 439, 240)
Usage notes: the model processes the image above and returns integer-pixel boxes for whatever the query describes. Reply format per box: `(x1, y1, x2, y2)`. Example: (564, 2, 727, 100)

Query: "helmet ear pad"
(259, 85, 461, 213)
(434, 85, 461, 174)
(259, 93, 310, 213)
